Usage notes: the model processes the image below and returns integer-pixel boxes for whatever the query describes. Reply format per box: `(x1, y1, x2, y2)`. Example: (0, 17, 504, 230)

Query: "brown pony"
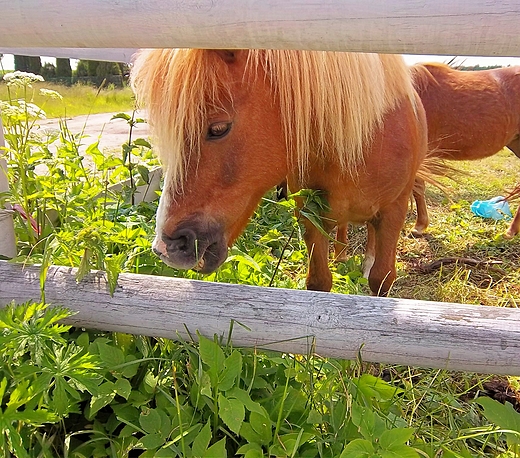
(131, 49, 427, 296)
(411, 63, 520, 238)
(334, 63, 520, 261)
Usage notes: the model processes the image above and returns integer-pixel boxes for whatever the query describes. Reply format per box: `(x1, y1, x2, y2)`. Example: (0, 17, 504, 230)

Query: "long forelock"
(130, 48, 232, 193)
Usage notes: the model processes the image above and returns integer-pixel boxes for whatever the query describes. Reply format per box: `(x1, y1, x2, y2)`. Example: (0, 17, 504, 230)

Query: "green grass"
(0, 81, 135, 117)
(393, 149, 520, 306)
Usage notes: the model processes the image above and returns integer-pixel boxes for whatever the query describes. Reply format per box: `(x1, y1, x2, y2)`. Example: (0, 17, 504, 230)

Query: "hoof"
(334, 253, 348, 263)
(409, 229, 426, 238)
(503, 230, 516, 239)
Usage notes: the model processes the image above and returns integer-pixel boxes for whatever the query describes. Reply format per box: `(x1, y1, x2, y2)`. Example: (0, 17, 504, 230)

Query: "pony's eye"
(207, 122, 232, 139)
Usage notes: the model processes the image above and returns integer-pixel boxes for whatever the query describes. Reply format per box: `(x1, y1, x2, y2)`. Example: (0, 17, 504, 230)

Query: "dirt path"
(37, 111, 149, 154)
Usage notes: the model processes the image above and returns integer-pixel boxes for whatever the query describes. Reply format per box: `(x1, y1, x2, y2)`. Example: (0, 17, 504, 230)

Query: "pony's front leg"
(366, 201, 408, 296)
(505, 209, 520, 239)
(334, 225, 349, 261)
(303, 220, 333, 292)
(411, 178, 429, 236)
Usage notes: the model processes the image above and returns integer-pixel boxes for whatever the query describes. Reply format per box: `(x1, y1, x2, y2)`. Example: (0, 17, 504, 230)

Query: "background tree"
(14, 55, 42, 74)
(56, 58, 72, 78)
(75, 60, 89, 77)
(40, 62, 56, 79)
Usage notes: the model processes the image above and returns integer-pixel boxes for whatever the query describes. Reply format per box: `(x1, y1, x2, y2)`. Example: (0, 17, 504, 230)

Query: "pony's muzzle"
(153, 218, 228, 274)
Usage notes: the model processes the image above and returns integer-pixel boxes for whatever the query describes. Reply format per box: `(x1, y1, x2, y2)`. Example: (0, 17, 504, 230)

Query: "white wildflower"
(18, 101, 46, 119)
(39, 88, 63, 100)
(3, 71, 44, 87)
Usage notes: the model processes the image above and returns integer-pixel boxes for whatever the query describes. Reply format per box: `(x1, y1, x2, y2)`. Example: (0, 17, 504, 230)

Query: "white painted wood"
(104, 166, 162, 204)
(0, 119, 16, 259)
(1, 1, 520, 56)
(0, 48, 138, 63)
(1, 261, 519, 375)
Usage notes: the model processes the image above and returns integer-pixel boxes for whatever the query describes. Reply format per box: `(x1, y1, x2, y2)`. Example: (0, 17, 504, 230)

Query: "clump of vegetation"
(1, 71, 519, 456)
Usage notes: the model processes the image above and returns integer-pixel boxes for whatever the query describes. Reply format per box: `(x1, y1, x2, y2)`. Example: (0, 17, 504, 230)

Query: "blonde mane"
(131, 49, 416, 191)
(410, 63, 445, 92)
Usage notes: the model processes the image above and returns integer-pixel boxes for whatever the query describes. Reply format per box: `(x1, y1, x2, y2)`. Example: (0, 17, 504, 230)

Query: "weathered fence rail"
(0, 48, 137, 63)
(1, 0, 520, 56)
(1, 261, 519, 375)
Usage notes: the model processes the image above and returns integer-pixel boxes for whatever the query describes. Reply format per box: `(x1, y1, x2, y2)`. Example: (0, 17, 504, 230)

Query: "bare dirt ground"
(37, 111, 149, 154)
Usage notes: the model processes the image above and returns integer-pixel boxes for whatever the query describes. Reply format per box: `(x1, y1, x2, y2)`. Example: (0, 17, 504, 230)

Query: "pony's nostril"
(174, 235, 189, 251)
(164, 229, 197, 255)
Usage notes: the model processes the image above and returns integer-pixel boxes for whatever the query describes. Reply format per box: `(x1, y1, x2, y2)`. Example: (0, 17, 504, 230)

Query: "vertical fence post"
(0, 115, 16, 259)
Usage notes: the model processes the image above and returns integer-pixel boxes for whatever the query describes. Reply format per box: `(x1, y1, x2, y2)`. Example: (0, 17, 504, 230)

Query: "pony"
(130, 49, 427, 296)
(334, 63, 520, 261)
(411, 62, 520, 238)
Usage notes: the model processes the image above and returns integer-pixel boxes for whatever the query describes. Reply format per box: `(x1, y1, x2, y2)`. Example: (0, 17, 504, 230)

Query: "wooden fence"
(0, 0, 519, 374)
(1, 261, 520, 375)
(1, 1, 520, 56)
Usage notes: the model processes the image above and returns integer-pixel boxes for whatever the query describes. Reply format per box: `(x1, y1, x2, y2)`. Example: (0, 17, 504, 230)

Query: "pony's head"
(131, 49, 414, 273)
(131, 49, 288, 272)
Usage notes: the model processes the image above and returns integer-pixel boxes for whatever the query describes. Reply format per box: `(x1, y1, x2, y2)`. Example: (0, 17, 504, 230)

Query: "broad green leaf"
(192, 421, 212, 457)
(140, 432, 164, 450)
(249, 411, 272, 445)
(113, 403, 139, 424)
(218, 394, 245, 435)
(351, 403, 376, 439)
(96, 341, 125, 368)
(11, 409, 58, 425)
(219, 350, 242, 391)
(379, 428, 414, 450)
(121, 354, 140, 378)
(307, 409, 323, 424)
(203, 438, 227, 457)
(355, 374, 403, 402)
(380, 446, 420, 458)
(329, 398, 347, 434)
(198, 335, 225, 385)
(89, 381, 116, 417)
(52, 378, 70, 416)
(76, 331, 90, 348)
(111, 112, 131, 121)
(237, 443, 264, 456)
(339, 439, 375, 458)
(114, 378, 132, 400)
(227, 387, 266, 416)
(275, 431, 314, 457)
(137, 164, 150, 183)
(240, 423, 263, 445)
(441, 447, 472, 458)
(476, 397, 520, 445)
(139, 408, 163, 434)
(134, 138, 152, 149)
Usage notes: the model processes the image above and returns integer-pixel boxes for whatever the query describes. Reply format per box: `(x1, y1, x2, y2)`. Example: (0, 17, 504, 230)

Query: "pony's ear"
(213, 50, 240, 64)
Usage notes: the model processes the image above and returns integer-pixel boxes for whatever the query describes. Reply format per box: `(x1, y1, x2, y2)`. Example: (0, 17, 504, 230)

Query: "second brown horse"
(333, 63, 520, 261)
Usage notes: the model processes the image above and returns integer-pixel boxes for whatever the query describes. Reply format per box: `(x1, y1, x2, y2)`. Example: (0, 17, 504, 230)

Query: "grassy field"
(0, 80, 135, 117)
(384, 149, 519, 306)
